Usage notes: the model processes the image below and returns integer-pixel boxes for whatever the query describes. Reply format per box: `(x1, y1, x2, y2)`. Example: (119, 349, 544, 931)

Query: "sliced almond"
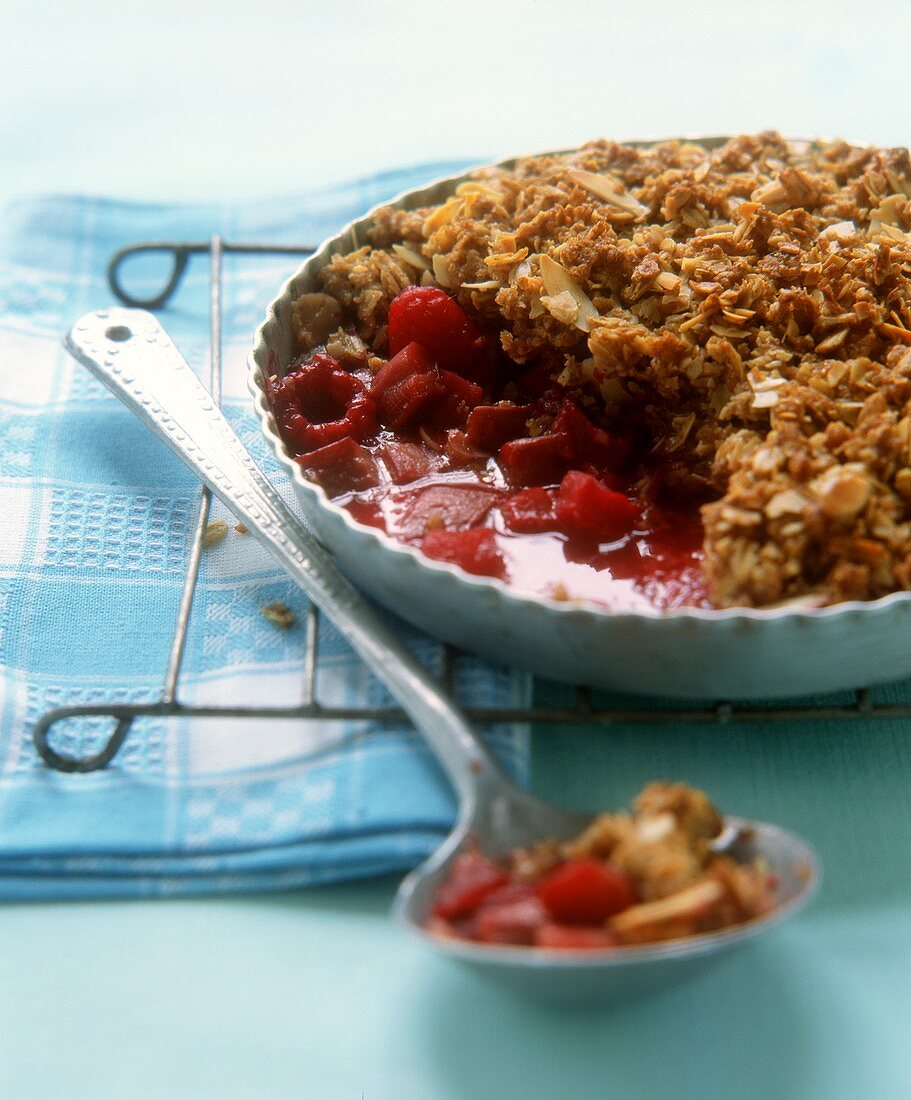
(750, 374, 787, 393)
(431, 253, 454, 288)
(460, 279, 501, 291)
(566, 168, 647, 218)
(655, 270, 682, 293)
(751, 178, 788, 206)
(422, 197, 461, 234)
(485, 247, 529, 270)
(391, 244, 430, 273)
(814, 467, 871, 520)
(872, 223, 909, 244)
(667, 412, 696, 451)
(540, 290, 580, 325)
(815, 328, 849, 354)
(634, 812, 677, 844)
(879, 322, 911, 344)
(455, 181, 504, 201)
(751, 390, 780, 409)
(609, 880, 724, 934)
(765, 489, 808, 519)
(819, 220, 856, 239)
(597, 376, 632, 407)
(538, 254, 598, 332)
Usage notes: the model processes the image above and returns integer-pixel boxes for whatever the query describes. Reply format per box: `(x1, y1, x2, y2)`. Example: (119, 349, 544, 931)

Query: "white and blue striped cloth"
(0, 166, 530, 898)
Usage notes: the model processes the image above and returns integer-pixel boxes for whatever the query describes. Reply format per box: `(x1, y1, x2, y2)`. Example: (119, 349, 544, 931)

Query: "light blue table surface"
(3, 3, 911, 1097)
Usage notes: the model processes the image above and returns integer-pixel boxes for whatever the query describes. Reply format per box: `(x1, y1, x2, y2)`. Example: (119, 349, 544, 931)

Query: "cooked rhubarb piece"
(267, 353, 377, 455)
(466, 403, 532, 452)
(443, 429, 489, 469)
(388, 285, 493, 384)
(431, 848, 509, 919)
(498, 432, 573, 487)
(535, 858, 637, 924)
(377, 440, 441, 485)
(369, 342, 446, 429)
(297, 437, 380, 497)
(553, 400, 631, 473)
(555, 471, 640, 540)
(472, 887, 548, 945)
(500, 488, 558, 534)
(422, 528, 505, 578)
(425, 369, 485, 432)
(534, 924, 621, 950)
(389, 483, 501, 541)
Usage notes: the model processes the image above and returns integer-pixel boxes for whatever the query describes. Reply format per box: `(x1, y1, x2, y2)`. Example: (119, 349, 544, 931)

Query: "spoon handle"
(65, 308, 502, 804)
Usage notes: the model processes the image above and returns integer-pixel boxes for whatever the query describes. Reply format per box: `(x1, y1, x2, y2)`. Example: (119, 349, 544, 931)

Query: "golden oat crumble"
(296, 132, 911, 608)
(509, 783, 770, 943)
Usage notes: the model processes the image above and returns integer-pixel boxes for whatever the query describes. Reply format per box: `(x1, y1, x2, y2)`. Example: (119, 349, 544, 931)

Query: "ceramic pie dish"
(249, 138, 911, 699)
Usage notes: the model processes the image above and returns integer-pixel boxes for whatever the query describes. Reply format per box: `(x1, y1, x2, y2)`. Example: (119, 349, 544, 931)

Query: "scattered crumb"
(261, 602, 296, 629)
(202, 520, 228, 548)
(234, 523, 249, 534)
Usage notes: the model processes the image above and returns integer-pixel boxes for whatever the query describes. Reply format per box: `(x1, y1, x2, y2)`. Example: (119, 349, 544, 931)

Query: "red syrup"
(346, 464, 708, 611)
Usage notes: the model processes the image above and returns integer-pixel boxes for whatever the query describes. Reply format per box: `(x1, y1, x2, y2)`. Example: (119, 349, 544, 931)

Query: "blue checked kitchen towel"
(0, 164, 530, 898)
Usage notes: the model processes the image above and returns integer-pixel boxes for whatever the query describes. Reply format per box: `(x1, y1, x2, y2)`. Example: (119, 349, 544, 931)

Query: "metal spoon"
(65, 309, 820, 1001)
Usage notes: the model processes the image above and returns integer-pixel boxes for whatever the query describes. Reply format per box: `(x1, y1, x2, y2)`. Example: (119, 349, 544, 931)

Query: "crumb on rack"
(202, 520, 228, 548)
(261, 602, 296, 629)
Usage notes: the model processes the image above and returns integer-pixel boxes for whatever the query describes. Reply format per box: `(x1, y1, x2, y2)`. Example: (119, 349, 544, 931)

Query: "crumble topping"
(295, 133, 911, 608)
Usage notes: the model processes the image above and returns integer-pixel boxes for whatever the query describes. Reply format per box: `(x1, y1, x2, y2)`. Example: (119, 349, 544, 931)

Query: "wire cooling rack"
(32, 237, 911, 773)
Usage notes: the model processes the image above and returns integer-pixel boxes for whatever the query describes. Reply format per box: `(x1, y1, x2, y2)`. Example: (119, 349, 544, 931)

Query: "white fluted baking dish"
(249, 140, 911, 699)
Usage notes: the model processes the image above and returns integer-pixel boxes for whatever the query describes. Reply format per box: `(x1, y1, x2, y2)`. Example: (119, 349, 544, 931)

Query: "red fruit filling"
(534, 858, 637, 924)
(442, 429, 489, 469)
(422, 528, 505, 578)
(387, 483, 501, 541)
(297, 437, 380, 497)
(500, 488, 559, 534)
(270, 284, 711, 610)
(427, 849, 638, 951)
(370, 342, 446, 429)
(425, 370, 485, 433)
(555, 472, 640, 541)
(377, 440, 441, 485)
(472, 892, 548, 945)
(431, 848, 509, 920)
(388, 285, 495, 385)
(499, 432, 573, 487)
(553, 399, 632, 474)
(466, 403, 532, 452)
(267, 353, 377, 455)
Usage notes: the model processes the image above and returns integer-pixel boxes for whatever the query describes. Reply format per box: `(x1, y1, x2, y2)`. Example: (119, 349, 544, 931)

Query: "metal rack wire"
(32, 237, 911, 773)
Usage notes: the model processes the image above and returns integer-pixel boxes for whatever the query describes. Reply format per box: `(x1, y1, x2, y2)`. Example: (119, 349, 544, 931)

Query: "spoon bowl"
(64, 308, 821, 1002)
